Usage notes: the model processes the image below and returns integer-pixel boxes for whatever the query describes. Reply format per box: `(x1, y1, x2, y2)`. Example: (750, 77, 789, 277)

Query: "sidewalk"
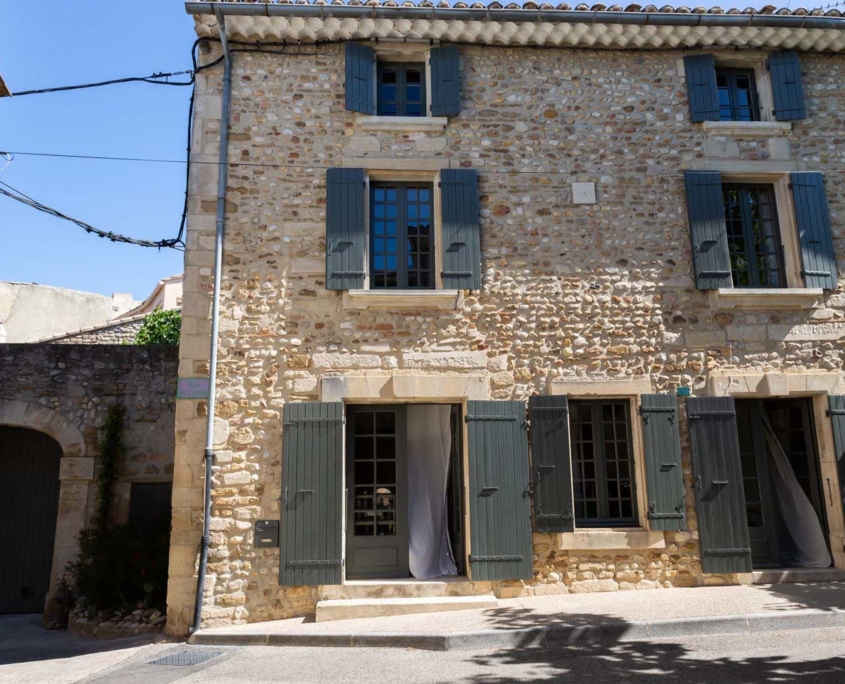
(191, 581, 845, 650)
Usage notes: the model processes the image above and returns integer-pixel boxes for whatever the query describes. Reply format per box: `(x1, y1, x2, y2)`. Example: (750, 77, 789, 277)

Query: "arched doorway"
(0, 427, 62, 613)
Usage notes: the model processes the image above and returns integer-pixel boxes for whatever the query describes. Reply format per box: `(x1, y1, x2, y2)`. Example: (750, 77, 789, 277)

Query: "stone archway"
(0, 400, 92, 616)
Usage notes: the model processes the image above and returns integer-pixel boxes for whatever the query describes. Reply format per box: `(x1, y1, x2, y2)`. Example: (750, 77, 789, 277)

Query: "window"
(377, 63, 426, 117)
(370, 182, 434, 289)
(716, 68, 760, 122)
(569, 400, 637, 527)
(723, 184, 785, 288)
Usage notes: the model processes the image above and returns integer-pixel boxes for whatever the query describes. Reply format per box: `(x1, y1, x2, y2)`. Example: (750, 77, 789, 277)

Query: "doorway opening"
(735, 398, 831, 569)
(345, 404, 465, 580)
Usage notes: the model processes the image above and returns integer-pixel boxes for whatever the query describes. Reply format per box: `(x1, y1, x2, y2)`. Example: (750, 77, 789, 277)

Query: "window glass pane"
(723, 185, 783, 288)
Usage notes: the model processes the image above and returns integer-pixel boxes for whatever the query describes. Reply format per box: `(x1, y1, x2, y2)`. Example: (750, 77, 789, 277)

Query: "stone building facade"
(168, 2, 845, 635)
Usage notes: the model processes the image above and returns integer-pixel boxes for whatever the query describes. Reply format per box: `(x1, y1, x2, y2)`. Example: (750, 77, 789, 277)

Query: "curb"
(189, 608, 845, 651)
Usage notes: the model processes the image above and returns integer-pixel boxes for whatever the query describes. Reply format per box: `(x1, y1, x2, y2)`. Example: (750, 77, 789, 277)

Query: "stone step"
(318, 579, 491, 601)
(752, 568, 845, 585)
(315, 595, 498, 622)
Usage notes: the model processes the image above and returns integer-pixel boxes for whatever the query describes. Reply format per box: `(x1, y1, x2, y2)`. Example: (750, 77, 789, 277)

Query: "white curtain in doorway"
(762, 412, 832, 569)
(407, 405, 458, 579)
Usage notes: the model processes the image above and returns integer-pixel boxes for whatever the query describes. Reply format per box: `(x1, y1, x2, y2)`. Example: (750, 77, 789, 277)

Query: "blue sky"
(0, 1, 798, 298)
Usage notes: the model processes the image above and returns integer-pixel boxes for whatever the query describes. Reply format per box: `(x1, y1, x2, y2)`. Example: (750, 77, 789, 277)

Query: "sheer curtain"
(762, 411, 831, 569)
(407, 405, 458, 579)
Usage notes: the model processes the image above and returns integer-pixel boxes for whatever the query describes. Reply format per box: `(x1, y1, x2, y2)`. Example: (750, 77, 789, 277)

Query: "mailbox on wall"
(254, 520, 279, 548)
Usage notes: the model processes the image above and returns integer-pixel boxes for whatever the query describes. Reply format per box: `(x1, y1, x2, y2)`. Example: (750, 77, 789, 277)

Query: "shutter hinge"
(688, 411, 736, 420)
(788, 182, 793, 189)
(827, 409, 845, 417)
(705, 548, 751, 556)
(469, 555, 524, 563)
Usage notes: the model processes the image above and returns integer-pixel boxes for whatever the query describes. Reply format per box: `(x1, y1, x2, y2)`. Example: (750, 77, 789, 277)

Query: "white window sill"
(342, 289, 460, 310)
(357, 115, 448, 133)
(552, 529, 666, 551)
(701, 120, 792, 137)
(708, 288, 824, 311)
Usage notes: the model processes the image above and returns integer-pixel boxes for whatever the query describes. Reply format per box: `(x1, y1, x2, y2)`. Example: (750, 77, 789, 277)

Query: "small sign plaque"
(177, 377, 211, 400)
(676, 386, 692, 398)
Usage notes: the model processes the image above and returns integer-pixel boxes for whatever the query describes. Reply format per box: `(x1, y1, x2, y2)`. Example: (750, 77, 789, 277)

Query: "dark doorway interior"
(735, 398, 829, 569)
(0, 427, 62, 614)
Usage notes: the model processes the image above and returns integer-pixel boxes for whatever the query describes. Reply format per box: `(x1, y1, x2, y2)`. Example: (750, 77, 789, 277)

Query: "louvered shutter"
(440, 169, 481, 290)
(430, 45, 461, 117)
(641, 395, 686, 532)
(687, 397, 752, 574)
(279, 402, 343, 586)
(467, 401, 533, 581)
(345, 42, 375, 115)
(529, 395, 575, 534)
(325, 168, 366, 291)
(684, 55, 720, 123)
(791, 172, 838, 290)
(829, 396, 845, 516)
(769, 52, 806, 121)
(685, 170, 732, 290)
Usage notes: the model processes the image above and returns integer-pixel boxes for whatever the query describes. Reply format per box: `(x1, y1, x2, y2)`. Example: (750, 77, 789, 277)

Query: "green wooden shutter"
(325, 168, 366, 291)
(467, 400, 533, 581)
(684, 55, 720, 123)
(345, 42, 375, 114)
(687, 397, 752, 574)
(440, 169, 481, 290)
(685, 170, 732, 290)
(529, 395, 575, 534)
(430, 45, 461, 117)
(279, 402, 343, 587)
(769, 52, 806, 121)
(829, 396, 845, 517)
(791, 172, 838, 290)
(641, 395, 686, 532)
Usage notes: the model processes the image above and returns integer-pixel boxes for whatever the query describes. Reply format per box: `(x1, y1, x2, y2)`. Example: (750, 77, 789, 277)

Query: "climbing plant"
(133, 309, 182, 346)
(94, 404, 126, 530)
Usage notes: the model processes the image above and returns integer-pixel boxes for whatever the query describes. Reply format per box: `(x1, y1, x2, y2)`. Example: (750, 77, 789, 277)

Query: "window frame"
(376, 62, 427, 117)
(715, 67, 761, 122)
(568, 399, 639, 528)
(722, 182, 787, 289)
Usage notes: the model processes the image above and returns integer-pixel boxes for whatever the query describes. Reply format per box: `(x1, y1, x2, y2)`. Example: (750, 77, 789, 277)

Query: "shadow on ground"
(762, 580, 845, 612)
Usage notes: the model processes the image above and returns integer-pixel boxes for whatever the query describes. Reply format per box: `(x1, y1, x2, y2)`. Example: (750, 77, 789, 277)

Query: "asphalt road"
(81, 627, 845, 684)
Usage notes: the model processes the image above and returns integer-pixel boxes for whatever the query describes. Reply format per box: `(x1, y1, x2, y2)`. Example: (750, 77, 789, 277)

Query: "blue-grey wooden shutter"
(684, 54, 720, 123)
(769, 52, 806, 121)
(467, 400, 533, 581)
(685, 170, 732, 290)
(687, 397, 752, 574)
(641, 395, 686, 532)
(440, 169, 481, 290)
(791, 172, 838, 290)
(529, 395, 575, 534)
(345, 42, 375, 115)
(325, 168, 366, 291)
(430, 45, 461, 117)
(828, 396, 845, 517)
(279, 402, 343, 587)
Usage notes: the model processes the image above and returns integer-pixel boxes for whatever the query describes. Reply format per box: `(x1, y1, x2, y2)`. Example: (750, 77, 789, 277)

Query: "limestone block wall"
(167, 44, 845, 634)
(0, 344, 178, 602)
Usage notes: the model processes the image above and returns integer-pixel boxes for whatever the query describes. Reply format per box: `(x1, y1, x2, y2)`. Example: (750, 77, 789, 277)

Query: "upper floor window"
(377, 63, 426, 117)
(723, 184, 784, 288)
(716, 68, 759, 122)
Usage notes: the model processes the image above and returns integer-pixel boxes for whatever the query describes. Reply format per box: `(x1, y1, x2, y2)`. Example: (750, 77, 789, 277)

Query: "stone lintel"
(549, 378, 653, 397)
(706, 372, 843, 398)
(553, 530, 667, 551)
(320, 374, 489, 403)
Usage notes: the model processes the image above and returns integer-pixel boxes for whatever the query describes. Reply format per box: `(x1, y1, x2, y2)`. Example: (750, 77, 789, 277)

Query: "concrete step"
(752, 568, 845, 585)
(315, 595, 498, 622)
(318, 579, 491, 601)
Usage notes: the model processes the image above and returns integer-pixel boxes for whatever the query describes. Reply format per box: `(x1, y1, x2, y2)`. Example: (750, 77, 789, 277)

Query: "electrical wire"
(8, 70, 195, 97)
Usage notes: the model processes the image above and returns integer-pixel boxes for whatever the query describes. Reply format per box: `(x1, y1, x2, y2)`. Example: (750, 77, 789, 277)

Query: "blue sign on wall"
(676, 386, 692, 398)
(177, 377, 211, 400)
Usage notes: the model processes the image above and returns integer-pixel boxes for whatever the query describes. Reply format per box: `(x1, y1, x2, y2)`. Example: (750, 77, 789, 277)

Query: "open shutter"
(769, 52, 806, 121)
(325, 168, 366, 291)
(430, 45, 461, 117)
(791, 172, 838, 290)
(279, 402, 343, 586)
(345, 42, 375, 114)
(685, 170, 732, 290)
(529, 396, 574, 534)
(687, 397, 752, 574)
(467, 400, 533, 581)
(440, 169, 481, 290)
(641, 395, 686, 532)
(684, 54, 720, 123)
(829, 396, 845, 516)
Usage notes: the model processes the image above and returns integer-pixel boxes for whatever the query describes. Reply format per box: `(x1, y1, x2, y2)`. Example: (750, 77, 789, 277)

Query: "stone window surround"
(704, 371, 845, 572)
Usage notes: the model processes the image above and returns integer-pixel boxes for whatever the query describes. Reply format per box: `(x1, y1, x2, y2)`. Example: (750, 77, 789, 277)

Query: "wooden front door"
(346, 405, 409, 579)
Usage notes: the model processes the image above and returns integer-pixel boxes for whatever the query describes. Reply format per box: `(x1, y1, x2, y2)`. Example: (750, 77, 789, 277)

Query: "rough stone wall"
(168, 44, 845, 634)
(46, 317, 146, 345)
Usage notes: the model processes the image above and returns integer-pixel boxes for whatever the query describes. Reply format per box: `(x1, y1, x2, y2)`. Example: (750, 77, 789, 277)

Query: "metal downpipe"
(190, 8, 232, 637)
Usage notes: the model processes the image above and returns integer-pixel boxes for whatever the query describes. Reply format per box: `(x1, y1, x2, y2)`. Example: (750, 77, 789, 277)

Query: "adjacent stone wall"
(0, 344, 178, 608)
(43, 316, 147, 345)
(168, 44, 845, 634)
